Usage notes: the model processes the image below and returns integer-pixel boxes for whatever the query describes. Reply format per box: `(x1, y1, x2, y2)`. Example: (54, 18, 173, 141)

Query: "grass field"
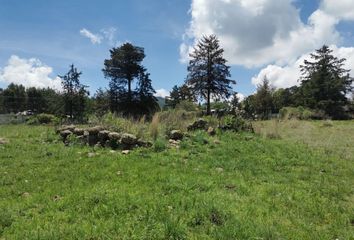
(0, 121, 353, 239)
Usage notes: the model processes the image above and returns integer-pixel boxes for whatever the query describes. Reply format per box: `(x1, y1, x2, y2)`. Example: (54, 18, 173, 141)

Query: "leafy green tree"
(26, 87, 45, 113)
(0, 88, 4, 113)
(2, 83, 26, 113)
(166, 84, 195, 109)
(103, 43, 145, 112)
(242, 95, 257, 119)
(300, 45, 353, 119)
(59, 64, 89, 120)
(93, 88, 110, 116)
(186, 35, 235, 115)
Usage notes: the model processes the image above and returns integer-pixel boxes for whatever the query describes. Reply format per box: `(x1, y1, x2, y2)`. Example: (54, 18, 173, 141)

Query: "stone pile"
(57, 125, 151, 150)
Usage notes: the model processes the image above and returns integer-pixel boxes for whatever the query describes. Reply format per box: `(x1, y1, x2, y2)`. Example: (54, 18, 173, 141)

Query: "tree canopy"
(299, 45, 353, 119)
(186, 35, 235, 115)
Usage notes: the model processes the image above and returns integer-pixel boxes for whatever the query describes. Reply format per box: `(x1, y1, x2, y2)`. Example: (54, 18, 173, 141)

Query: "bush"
(175, 100, 199, 112)
(27, 113, 58, 125)
(220, 115, 253, 132)
(154, 138, 167, 152)
(279, 107, 327, 120)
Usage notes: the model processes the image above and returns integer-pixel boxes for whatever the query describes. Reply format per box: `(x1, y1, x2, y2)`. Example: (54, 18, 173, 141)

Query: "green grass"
(0, 122, 353, 239)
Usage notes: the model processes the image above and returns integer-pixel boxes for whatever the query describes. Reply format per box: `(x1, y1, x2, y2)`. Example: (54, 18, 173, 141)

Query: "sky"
(0, 0, 354, 99)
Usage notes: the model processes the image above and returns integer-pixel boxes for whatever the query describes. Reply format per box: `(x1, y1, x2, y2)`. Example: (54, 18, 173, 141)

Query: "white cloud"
(154, 88, 170, 98)
(0, 55, 62, 90)
(80, 28, 102, 44)
(181, 0, 340, 67)
(252, 45, 354, 89)
(80, 27, 120, 46)
(321, 0, 354, 20)
(236, 93, 245, 102)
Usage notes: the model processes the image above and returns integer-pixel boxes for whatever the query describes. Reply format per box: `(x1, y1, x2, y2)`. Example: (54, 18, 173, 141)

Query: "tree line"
(0, 36, 353, 120)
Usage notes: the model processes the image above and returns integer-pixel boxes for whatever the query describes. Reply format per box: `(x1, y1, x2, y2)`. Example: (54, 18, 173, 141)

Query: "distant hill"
(156, 97, 166, 109)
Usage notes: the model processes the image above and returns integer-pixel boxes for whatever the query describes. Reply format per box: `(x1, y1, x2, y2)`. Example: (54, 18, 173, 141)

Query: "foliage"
(27, 113, 59, 125)
(103, 43, 158, 117)
(253, 77, 275, 120)
(279, 106, 327, 120)
(186, 35, 235, 115)
(220, 115, 253, 132)
(153, 137, 167, 152)
(59, 64, 89, 120)
(299, 45, 353, 119)
(166, 84, 196, 109)
(1, 83, 26, 113)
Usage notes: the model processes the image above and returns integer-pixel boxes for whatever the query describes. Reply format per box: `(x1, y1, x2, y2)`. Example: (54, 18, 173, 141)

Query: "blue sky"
(0, 0, 354, 99)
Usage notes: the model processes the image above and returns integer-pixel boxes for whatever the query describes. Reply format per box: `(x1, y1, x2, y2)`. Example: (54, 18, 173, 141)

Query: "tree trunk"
(128, 79, 132, 102)
(207, 88, 211, 115)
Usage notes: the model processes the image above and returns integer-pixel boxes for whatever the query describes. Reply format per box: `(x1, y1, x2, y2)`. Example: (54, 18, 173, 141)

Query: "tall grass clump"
(150, 113, 160, 141)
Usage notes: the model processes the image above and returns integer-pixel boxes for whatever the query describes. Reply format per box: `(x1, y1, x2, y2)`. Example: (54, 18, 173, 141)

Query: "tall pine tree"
(186, 35, 235, 115)
(300, 45, 353, 119)
(103, 43, 145, 113)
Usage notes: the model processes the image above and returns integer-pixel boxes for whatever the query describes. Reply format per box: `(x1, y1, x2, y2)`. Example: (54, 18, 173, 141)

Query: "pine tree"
(300, 45, 353, 119)
(136, 71, 160, 116)
(59, 64, 88, 120)
(186, 35, 235, 115)
(103, 43, 145, 112)
(254, 77, 274, 119)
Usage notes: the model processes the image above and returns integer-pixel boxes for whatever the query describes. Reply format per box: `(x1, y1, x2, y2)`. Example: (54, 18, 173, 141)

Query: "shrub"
(27, 113, 58, 125)
(279, 107, 328, 120)
(220, 115, 253, 132)
(175, 100, 199, 112)
(154, 138, 167, 152)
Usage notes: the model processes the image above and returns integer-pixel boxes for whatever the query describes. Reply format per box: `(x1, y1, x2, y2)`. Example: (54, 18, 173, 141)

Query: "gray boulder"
(121, 133, 137, 145)
(187, 118, 208, 131)
(169, 130, 184, 140)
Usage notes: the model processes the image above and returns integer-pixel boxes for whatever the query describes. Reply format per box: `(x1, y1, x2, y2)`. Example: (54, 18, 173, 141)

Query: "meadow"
(0, 120, 353, 239)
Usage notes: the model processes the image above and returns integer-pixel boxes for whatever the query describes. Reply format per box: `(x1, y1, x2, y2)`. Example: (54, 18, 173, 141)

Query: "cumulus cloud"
(321, 0, 354, 20)
(154, 88, 170, 98)
(80, 27, 119, 46)
(180, 0, 340, 67)
(252, 45, 354, 88)
(0, 55, 62, 90)
(80, 28, 102, 44)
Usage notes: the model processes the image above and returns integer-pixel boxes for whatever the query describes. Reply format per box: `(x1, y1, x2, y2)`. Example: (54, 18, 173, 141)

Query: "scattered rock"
(0, 138, 8, 145)
(73, 128, 85, 136)
(137, 139, 152, 148)
(60, 130, 72, 141)
(87, 126, 104, 135)
(109, 150, 117, 154)
(22, 192, 30, 198)
(88, 152, 96, 158)
(169, 130, 184, 140)
(216, 167, 224, 173)
(213, 139, 221, 145)
(169, 139, 181, 148)
(53, 195, 61, 201)
(122, 150, 130, 155)
(121, 133, 137, 145)
(108, 132, 121, 141)
(207, 127, 216, 136)
(98, 130, 110, 143)
(57, 125, 75, 133)
(116, 171, 122, 175)
(187, 118, 208, 131)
